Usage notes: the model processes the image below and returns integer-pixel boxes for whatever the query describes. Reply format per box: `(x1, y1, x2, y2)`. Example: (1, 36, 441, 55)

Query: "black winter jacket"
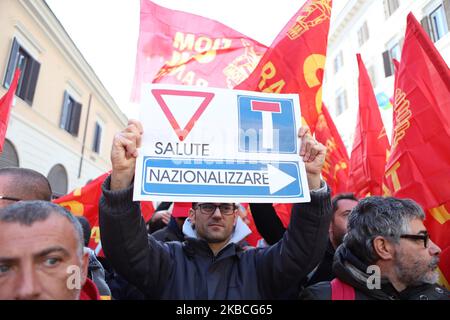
(151, 217, 185, 242)
(99, 176, 332, 299)
(300, 244, 450, 300)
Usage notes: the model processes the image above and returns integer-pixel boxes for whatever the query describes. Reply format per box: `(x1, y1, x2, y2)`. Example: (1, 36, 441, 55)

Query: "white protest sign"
(133, 84, 310, 203)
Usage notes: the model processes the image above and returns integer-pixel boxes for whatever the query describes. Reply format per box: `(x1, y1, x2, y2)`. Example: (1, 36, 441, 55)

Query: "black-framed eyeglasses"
(400, 232, 429, 248)
(0, 195, 22, 202)
(196, 203, 236, 216)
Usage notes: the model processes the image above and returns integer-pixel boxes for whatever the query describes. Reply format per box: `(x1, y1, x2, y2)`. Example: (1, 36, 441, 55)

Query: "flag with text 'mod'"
(132, 0, 268, 101)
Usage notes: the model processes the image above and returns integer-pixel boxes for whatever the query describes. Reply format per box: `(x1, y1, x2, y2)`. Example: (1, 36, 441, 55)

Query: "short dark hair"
(76, 216, 91, 247)
(343, 196, 425, 265)
(0, 200, 84, 256)
(0, 167, 52, 201)
(331, 193, 358, 214)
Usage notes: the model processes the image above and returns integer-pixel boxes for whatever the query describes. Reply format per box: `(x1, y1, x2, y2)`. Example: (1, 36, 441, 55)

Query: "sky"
(45, 0, 346, 119)
(36, 1, 449, 202)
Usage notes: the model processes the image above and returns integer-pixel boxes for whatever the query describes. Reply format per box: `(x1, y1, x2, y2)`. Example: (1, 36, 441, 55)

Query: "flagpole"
(78, 93, 92, 178)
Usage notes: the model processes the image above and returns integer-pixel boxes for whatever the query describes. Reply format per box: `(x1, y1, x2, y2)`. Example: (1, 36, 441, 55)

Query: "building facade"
(0, 0, 128, 196)
(323, 0, 450, 151)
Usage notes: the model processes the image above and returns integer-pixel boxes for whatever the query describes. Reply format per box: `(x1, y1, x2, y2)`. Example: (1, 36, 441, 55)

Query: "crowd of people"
(0, 120, 448, 300)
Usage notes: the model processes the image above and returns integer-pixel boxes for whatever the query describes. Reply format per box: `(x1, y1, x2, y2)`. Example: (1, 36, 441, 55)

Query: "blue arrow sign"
(139, 157, 304, 202)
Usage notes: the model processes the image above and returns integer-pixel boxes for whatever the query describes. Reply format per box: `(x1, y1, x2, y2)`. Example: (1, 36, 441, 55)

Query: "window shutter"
(335, 95, 341, 116)
(92, 124, 99, 152)
(70, 102, 82, 136)
(60, 92, 70, 130)
(343, 90, 348, 111)
(358, 28, 363, 46)
(383, 0, 390, 19)
(364, 22, 369, 42)
(444, 0, 450, 31)
(382, 50, 393, 77)
(392, 0, 399, 12)
(420, 17, 432, 40)
(23, 59, 40, 105)
(95, 125, 102, 153)
(4, 38, 20, 88)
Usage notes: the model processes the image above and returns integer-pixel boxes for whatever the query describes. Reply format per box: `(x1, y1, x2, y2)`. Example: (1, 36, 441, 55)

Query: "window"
(0, 139, 19, 168)
(60, 91, 82, 136)
(92, 122, 102, 154)
(382, 41, 402, 77)
(368, 65, 377, 88)
(421, 3, 449, 43)
(334, 50, 344, 73)
(384, 0, 400, 18)
(47, 164, 68, 198)
(335, 89, 348, 116)
(3, 38, 40, 105)
(357, 21, 370, 46)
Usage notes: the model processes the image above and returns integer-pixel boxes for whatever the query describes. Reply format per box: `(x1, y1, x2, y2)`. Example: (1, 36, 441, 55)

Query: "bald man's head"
(0, 168, 52, 208)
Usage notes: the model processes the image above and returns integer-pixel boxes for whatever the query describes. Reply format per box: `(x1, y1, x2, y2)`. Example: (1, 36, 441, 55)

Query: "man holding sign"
(99, 115, 332, 299)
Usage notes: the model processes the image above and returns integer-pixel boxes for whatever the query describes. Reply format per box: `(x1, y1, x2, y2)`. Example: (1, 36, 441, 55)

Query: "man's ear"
(373, 236, 395, 261)
(233, 211, 239, 226)
(328, 220, 334, 236)
(80, 250, 89, 287)
(189, 208, 196, 225)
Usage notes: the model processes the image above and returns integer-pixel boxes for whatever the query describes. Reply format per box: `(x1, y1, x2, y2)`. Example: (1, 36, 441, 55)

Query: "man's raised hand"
(110, 119, 143, 191)
(298, 127, 327, 190)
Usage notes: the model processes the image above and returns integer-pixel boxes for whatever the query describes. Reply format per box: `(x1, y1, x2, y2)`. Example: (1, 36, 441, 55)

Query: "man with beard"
(300, 196, 449, 300)
(304, 193, 358, 286)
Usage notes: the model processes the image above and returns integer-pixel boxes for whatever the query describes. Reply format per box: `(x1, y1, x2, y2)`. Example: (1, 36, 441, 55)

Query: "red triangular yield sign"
(151, 89, 215, 141)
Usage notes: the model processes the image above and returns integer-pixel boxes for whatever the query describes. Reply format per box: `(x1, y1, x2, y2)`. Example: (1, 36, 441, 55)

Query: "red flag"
(236, 0, 332, 132)
(132, 0, 268, 101)
(347, 54, 390, 198)
(384, 13, 450, 288)
(272, 203, 292, 229)
(53, 173, 109, 252)
(393, 58, 400, 73)
(140, 201, 155, 221)
(239, 203, 263, 248)
(315, 105, 349, 195)
(54, 173, 154, 253)
(0, 69, 21, 152)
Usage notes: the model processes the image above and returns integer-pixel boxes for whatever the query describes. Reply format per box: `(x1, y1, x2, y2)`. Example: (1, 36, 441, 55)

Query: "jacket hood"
(168, 216, 185, 239)
(182, 215, 252, 245)
(79, 278, 101, 300)
(333, 244, 399, 300)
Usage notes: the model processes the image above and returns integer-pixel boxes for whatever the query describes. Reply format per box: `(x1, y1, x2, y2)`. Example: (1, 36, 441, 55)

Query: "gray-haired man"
(301, 196, 449, 300)
(0, 201, 89, 300)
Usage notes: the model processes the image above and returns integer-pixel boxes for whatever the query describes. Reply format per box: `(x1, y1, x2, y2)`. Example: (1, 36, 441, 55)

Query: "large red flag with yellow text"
(315, 105, 349, 195)
(132, 0, 268, 101)
(347, 54, 390, 198)
(54, 173, 154, 253)
(0, 69, 21, 152)
(53, 173, 109, 253)
(384, 13, 450, 288)
(236, 0, 332, 132)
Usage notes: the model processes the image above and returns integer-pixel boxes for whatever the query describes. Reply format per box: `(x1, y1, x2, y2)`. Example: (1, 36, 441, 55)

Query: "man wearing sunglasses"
(301, 196, 449, 300)
(99, 119, 333, 299)
(0, 167, 52, 209)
